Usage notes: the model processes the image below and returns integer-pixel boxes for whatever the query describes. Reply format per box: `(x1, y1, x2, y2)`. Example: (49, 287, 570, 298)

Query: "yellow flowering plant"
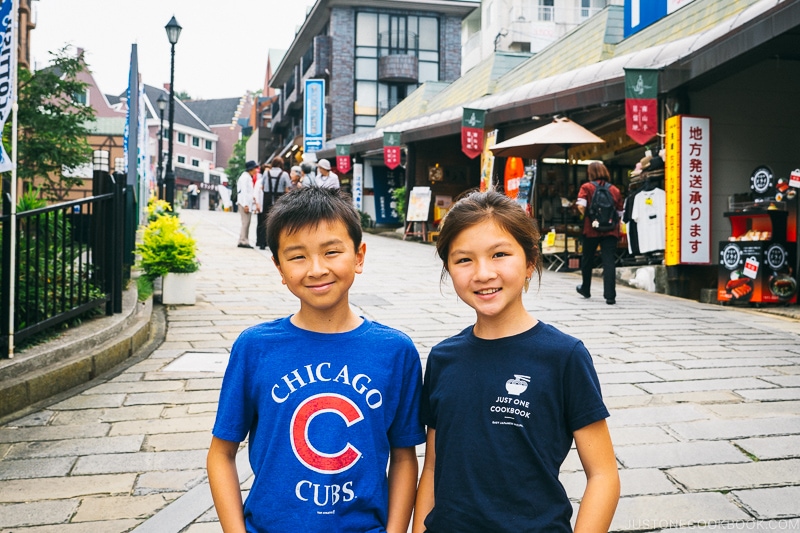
(146, 197, 172, 221)
(136, 214, 199, 281)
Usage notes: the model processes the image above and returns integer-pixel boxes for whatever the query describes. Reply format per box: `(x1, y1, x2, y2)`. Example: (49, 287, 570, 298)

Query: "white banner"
(679, 116, 711, 264)
(0, 0, 16, 172)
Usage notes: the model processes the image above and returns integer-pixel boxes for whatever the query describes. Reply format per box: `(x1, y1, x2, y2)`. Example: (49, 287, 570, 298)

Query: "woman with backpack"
(575, 161, 624, 305)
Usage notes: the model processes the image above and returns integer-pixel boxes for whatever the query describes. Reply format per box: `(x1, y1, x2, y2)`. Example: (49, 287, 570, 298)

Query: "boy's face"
(273, 220, 365, 314)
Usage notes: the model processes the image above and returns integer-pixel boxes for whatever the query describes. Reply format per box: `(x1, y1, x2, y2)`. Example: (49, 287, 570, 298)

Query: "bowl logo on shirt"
(291, 393, 364, 474)
(505, 374, 531, 396)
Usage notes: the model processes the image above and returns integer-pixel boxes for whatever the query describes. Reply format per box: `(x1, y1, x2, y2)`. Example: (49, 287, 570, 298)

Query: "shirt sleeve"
(212, 336, 254, 443)
(563, 341, 609, 433)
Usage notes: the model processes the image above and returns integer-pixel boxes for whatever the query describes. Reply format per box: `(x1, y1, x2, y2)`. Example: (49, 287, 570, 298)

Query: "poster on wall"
(303, 79, 326, 155)
(664, 114, 712, 265)
(352, 163, 363, 211)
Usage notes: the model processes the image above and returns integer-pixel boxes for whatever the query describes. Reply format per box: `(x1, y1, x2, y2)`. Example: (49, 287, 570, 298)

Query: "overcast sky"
(30, 0, 313, 100)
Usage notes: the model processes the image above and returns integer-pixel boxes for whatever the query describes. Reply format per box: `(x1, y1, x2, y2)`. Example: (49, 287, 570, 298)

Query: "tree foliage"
(8, 47, 96, 200)
(226, 135, 249, 203)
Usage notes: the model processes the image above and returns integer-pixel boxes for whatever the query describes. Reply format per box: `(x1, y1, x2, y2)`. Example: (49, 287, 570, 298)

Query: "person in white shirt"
(315, 159, 340, 189)
(236, 160, 259, 248)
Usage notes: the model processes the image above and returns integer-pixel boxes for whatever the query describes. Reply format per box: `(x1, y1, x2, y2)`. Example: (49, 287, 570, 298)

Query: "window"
(205, 140, 213, 151)
(177, 132, 187, 144)
(191, 159, 200, 167)
(192, 136, 200, 147)
(581, 0, 591, 18)
(539, 0, 554, 21)
(177, 155, 186, 164)
(73, 90, 89, 106)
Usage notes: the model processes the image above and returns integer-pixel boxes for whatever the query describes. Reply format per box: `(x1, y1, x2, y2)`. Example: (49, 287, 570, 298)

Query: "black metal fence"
(0, 171, 126, 357)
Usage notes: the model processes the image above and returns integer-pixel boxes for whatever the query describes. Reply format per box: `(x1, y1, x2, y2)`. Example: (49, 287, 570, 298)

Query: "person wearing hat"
(236, 160, 259, 248)
(315, 159, 340, 189)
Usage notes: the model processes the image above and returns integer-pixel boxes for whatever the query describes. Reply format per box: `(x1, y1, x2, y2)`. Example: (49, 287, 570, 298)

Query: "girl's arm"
(207, 436, 247, 533)
(386, 445, 419, 533)
(412, 428, 436, 533)
(573, 419, 620, 533)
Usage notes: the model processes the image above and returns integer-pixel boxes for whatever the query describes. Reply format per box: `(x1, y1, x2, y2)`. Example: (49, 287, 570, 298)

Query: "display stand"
(403, 187, 431, 241)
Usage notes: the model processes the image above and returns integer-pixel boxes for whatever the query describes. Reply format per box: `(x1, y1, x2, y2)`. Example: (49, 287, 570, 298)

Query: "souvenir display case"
(718, 166, 798, 305)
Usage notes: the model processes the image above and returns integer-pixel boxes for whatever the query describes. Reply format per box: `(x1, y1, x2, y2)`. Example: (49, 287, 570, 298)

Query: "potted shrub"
(137, 213, 200, 305)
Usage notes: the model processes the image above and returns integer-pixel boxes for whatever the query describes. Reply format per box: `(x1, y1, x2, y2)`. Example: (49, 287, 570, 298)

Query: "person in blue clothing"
(414, 190, 619, 533)
(208, 187, 425, 533)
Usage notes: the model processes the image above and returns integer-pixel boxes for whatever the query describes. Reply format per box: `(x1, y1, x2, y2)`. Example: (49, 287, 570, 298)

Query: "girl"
(414, 190, 619, 533)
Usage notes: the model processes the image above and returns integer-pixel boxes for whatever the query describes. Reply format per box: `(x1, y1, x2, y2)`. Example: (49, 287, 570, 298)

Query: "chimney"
(163, 83, 171, 92)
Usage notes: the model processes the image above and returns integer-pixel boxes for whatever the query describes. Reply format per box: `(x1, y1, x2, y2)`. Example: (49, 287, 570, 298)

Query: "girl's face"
(446, 219, 534, 321)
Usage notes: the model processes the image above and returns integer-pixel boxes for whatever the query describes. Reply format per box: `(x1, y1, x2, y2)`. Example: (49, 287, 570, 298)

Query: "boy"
(207, 187, 425, 533)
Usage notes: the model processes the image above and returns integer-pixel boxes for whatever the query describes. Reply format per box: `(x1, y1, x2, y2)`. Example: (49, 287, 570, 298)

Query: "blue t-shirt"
(213, 317, 426, 533)
(420, 321, 609, 533)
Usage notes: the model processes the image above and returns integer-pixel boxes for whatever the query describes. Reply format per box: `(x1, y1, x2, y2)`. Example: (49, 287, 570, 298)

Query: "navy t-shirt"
(420, 321, 609, 533)
(213, 317, 426, 533)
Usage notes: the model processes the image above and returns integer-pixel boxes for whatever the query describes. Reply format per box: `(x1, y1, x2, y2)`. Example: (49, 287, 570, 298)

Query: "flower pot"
(162, 272, 197, 305)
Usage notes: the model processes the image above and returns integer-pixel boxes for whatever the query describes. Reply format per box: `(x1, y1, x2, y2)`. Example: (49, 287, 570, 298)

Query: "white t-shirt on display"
(631, 188, 666, 253)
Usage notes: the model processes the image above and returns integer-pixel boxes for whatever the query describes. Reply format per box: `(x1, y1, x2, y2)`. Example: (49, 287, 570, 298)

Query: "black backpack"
(586, 181, 619, 232)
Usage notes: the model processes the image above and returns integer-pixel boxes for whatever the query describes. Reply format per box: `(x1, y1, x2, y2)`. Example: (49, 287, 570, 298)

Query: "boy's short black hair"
(266, 187, 362, 262)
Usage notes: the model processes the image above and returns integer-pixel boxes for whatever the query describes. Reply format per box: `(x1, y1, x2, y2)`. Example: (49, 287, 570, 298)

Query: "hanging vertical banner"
(0, 0, 14, 172)
(383, 132, 401, 170)
(480, 130, 498, 192)
(461, 108, 485, 159)
(335, 144, 351, 174)
(664, 115, 712, 265)
(504, 157, 524, 199)
(624, 68, 659, 145)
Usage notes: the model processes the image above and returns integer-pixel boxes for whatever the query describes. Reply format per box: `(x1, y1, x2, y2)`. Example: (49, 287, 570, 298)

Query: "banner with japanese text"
(624, 69, 658, 145)
(480, 130, 497, 192)
(335, 144, 351, 174)
(665, 115, 712, 265)
(0, 0, 15, 172)
(461, 108, 485, 159)
(383, 132, 401, 170)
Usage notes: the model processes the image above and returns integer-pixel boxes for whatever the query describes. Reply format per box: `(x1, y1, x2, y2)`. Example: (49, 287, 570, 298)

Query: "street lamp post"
(156, 93, 167, 200)
(164, 15, 182, 208)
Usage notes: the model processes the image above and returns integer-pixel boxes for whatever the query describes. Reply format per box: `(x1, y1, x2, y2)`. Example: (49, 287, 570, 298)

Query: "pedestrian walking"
(315, 158, 340, 189)
(299, 161, 317, 187)
(575, 161, 624, 304)
(187, 182, 199, 209)
(256, 157, 290, 250)
(414, 190, 619, 533)
(235, 160, 259, 248)
(288, 165, 303, 191)
(207, 187, 425, 533)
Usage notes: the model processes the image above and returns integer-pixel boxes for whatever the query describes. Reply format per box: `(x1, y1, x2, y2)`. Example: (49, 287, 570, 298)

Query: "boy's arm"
(386, 445, 419, 533)
(207, 436, 247, 533)
(412, 428, 436, 533)
(573, 419, 620, 533)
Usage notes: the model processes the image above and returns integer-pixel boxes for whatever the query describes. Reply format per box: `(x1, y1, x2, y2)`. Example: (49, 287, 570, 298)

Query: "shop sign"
(383, 132, 401, 170)
(0, 0, 15, 172)
(624, 69, 658, 145)
(480, 130, 498, 192)
(303, 79, 326, 155)
(336, 144, 351, 174)
(664, 115, 712, 265)
(461, 108, 486, 159)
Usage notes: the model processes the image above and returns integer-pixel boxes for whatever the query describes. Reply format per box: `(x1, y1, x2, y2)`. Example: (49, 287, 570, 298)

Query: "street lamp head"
(165, 16, 182, 45)
(157, 93, 168, 111)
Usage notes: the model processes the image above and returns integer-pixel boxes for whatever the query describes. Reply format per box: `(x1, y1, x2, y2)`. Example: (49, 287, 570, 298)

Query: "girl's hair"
(587, 161, 610, 181)
(266, 187, 362, 262)
(435, 189, 542, 285)
(270, 157, 285, 170)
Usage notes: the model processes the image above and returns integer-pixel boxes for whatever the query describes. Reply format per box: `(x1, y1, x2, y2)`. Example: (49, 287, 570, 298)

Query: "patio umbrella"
(490, 116, 605, 160)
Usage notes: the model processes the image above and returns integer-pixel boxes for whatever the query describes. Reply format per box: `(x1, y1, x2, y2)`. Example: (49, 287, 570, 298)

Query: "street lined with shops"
(1, 208, 799, 532)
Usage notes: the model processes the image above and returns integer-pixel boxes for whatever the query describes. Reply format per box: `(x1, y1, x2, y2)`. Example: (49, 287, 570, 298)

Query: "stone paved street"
(1, 208, 799, 532)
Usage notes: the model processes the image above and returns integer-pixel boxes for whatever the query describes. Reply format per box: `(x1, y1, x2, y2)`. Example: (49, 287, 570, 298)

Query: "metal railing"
(1, 171, 125, 357)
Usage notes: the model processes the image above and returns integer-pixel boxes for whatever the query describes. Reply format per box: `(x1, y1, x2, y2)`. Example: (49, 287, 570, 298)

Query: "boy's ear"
(272, 255, 286, 284)
(355, 242, 366, 274)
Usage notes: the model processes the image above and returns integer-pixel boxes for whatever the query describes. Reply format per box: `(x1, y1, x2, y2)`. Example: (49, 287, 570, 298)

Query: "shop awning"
(320, 0, 800, 157)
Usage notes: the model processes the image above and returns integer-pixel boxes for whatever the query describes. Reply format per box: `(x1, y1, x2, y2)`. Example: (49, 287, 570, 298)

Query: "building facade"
(268, 0, 479, 168)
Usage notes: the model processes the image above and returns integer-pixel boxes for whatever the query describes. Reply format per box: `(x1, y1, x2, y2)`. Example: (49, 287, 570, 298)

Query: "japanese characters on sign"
(461, 108, 486, 159)
(336, 144, 351, 174)
(383, 132, 401, 170)
(624, 69, 659, 145)
(303, 79, 326, 155)
(665, 115, 712, 265)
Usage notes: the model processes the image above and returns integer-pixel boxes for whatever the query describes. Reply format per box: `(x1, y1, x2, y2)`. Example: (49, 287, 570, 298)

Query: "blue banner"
(0, 0, 16, 172)
(371, 166, 403, 225)
(303, 79, 326, 155)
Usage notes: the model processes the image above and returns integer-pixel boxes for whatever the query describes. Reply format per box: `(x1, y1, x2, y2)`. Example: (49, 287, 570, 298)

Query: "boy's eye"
(493, 252, 510, 258)
(326, 249, 343, 256)
(288, 254, 305, 261)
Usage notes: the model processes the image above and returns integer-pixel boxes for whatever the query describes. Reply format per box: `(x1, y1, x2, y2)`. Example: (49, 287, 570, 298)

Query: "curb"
(0, 288, 156, 421)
